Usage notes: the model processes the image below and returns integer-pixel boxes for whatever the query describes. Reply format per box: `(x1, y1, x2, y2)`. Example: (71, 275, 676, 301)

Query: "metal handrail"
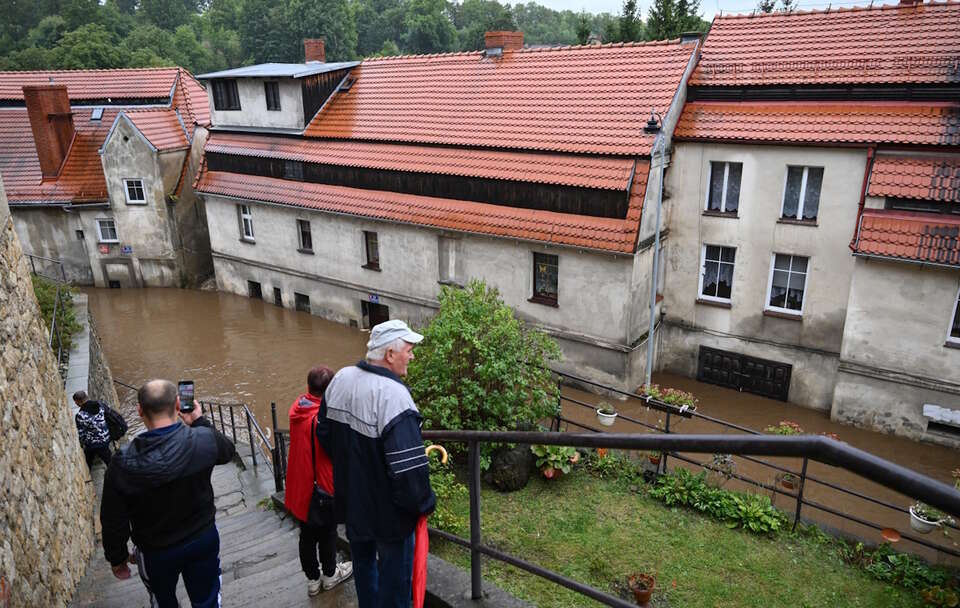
(421, 429, 960, 607)
(25, 253, 68, 367)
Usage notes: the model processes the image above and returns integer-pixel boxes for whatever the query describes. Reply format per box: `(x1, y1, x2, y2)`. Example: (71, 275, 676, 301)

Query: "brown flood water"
(86, 287, 959, 564)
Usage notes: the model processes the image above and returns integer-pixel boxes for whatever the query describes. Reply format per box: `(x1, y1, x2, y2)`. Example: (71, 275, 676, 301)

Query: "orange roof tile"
(196, 169, 645, 253)
(124, 109, 189, 151)
(205, 132, 636, 190)
(0, 107, 114, 204)
(171, 69, 210, 136)
(674, 101, 960, 145)
(0, 67, 181, 101)
(691, 2, 960, 86)
(854, 208, 960, 265)
(303, 41, 696, 156)
(868, 154, 960, 202)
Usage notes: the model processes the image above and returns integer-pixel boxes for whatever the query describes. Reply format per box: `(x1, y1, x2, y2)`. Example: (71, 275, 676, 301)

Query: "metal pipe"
(469, 440, 482, 600)
(421, 431, 960, 516)
(644, 135, 665, 386)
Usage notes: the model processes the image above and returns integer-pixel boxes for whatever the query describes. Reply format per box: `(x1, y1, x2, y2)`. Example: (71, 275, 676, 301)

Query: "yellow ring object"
(425, 444, 448, 464)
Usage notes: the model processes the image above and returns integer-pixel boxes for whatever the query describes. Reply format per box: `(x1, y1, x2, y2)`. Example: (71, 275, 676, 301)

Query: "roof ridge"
(362, 38, 686, 63)
(0, 66, 182, 76)
(715, 0, 958, 19)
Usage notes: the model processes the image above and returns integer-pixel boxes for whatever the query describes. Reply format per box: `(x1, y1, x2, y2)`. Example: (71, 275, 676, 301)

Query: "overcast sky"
(536, 0, 869, 19)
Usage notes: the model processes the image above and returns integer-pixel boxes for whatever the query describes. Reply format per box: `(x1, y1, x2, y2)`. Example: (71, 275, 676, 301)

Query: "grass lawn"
(430, 467, 926, 608)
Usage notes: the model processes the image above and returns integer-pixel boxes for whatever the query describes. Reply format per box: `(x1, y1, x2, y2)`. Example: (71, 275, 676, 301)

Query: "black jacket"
(100, 416, 235, 565)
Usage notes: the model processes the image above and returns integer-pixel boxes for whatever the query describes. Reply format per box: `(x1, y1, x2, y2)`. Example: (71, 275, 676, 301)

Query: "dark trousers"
(299, 521, 338, 580)
(136, 524, 221, 608)
(84, 444, 112, 469)
(350, 534, 414, 608)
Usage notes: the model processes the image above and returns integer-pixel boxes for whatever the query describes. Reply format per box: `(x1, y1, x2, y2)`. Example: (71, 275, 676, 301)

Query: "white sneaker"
(307, 578, 322, 596)
(321, 561, 353, 590)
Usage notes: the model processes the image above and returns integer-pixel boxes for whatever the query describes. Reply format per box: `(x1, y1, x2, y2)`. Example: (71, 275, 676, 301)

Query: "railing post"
(271, 402, 283, 493)
(218, 405, 226, 434)
(469, 440, 482, 600)
(229, 406, 237, 445)
(246, 409, 257, 467)
(207, 403, 215, 432)
(29, 256, 36, 275)
(793, 457, 809, 531)
(661, 410, 671, 474)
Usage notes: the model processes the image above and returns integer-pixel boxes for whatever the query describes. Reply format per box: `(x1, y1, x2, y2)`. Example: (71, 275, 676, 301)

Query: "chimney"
(304, 38, 326, 63)
(23, 85, 75, 179)
(484, 31, 524, 56)
(898, 0, 921, 5)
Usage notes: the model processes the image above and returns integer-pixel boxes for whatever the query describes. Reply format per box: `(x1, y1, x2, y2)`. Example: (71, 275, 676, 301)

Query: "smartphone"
(178, 380, 195, 413)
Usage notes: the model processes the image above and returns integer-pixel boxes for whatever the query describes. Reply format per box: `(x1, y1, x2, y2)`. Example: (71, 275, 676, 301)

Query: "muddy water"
(87, 287, 959, 564)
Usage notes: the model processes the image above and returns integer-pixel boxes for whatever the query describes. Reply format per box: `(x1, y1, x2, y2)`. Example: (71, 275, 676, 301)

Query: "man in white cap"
(319, 320, 436, 608)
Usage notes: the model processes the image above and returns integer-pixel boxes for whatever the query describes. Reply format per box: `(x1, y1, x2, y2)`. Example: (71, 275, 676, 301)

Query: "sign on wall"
(368, 294, 380, 304)
(121, 245, 133, 255)
(98, 244, 110, 254)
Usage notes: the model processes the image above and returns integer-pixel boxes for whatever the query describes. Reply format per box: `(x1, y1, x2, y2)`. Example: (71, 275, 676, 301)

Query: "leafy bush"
(583, 449, 642, 482)
(650, 468, 786, 534)
(31, 275, 81, 355)
(428, 459, 469, 535)
(408, 280, 561, 469)
(530, 444, 578, 477)
(839, 543, 953, 591)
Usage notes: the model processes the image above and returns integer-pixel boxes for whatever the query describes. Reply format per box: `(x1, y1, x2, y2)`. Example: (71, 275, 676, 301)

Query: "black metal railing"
(25, 253, 69, 367)
(200, 400, 284, 493)
(421, 429, 960, 608)
(550, 368, 960, 559)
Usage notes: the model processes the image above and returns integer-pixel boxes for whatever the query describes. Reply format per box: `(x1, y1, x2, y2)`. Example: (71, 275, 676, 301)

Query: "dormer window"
(212, 80, 241, 111)
(264, 82, 281, 111)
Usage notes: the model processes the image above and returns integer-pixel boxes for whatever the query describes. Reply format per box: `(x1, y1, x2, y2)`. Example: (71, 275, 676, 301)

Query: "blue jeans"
(136, 524, 221, 608)
(350, 534, 414, 608)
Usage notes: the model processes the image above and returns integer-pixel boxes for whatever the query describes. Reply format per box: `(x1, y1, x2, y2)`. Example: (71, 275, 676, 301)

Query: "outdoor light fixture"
(645, 109, 665, 386)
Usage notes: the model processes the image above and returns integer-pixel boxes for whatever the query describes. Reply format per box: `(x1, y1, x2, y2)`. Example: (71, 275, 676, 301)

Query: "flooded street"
(87, 287, 959, 564)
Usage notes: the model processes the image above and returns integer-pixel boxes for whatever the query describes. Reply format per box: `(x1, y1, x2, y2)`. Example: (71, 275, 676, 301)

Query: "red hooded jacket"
(284, 393, 334, 523)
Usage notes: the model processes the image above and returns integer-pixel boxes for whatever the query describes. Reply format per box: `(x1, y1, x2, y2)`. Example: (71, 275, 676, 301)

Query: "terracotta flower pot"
(647, 454, 661, 466)
(628, 573, 655, 605)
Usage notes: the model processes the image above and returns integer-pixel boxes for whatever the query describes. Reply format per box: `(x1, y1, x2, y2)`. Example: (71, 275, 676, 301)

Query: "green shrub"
(31, 275, 81, 355)
(428, 459, 469, 535)
(530, 444, 578, 476)
(583, 449, 642, 482)
(408, 280, 561, 469)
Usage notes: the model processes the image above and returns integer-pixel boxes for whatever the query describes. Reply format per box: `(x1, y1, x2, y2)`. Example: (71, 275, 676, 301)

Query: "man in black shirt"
(100, 379, 235, 608)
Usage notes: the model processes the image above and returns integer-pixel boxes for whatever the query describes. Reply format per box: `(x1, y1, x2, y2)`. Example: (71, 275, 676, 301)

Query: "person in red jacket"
(284, 366, 353, 596)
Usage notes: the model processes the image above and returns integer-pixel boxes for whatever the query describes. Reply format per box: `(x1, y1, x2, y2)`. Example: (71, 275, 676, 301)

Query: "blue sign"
(368, 294, 380, 304)
(121, 245, 133, 255)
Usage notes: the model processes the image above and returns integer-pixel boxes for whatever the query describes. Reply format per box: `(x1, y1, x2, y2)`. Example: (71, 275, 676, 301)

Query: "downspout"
(849, 147, 876, 252)
(644, 135, 665, 387)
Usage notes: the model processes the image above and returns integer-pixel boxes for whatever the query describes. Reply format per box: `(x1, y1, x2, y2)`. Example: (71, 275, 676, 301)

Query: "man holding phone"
(100, 379, 236, 608)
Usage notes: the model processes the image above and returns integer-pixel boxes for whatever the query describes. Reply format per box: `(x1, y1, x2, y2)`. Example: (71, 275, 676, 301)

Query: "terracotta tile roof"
(205, 132, 636, 190)
(854, 208, 960, 265)
(171, 69, 210, 136)
(196, 169, 646, 253)
(0, 67, 181, 101)
(691, 2, 960, 86)
(303, 41, 696, 156)
(0, 107, 114, 204)
(124, 109, 190, 151)
(868, 154, 960, 202)
(674, 101, 960, 146)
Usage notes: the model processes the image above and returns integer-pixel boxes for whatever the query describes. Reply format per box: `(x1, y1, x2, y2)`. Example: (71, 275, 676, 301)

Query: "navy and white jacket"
(75, 400, 110, 448)
(320, 361, 436, 542)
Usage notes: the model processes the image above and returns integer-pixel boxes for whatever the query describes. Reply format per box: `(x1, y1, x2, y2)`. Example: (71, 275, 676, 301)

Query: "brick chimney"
(23, 85, 75, 179)
(898, 0, 921, 5)
(484, 31, 524, 55)
(304, 38, 326, 63)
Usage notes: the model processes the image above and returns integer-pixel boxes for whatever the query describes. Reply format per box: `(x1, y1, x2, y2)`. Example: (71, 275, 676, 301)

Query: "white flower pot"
(909, 506, 940, 534)
(596, 409, 618, 426)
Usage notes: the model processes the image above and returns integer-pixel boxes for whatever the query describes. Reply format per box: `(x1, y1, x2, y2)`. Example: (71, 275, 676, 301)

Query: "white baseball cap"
(367, 319, 424, 351)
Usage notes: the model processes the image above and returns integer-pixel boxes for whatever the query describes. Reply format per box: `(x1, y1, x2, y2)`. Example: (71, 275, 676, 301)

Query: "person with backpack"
(73, 390, 114, 468)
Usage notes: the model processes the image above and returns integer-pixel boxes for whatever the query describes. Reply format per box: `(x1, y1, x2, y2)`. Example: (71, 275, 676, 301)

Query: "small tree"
(407, 280, 561, 469)
(575, 11, 591, 45)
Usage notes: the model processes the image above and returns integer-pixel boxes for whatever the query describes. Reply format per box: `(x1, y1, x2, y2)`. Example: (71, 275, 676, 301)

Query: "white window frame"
(780, 166, 823, 221)
(95, 218, 119, 243)
(765, 253, 810, 316)
(124, 178, 146, 204)
(238, 204, 255, 241)
(704, 161, 741, 214)
(297, 218, 312, 251)
(698, 244, 736, 303)
(947, 284, 960, 345)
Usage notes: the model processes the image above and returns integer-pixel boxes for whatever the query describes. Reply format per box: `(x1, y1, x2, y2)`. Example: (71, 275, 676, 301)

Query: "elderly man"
(100, 379, 235, 608)
(321, 320, 436, 608)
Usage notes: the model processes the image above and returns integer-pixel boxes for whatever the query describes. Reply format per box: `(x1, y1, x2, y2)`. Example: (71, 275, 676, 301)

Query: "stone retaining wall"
(0, 180, 95, 607)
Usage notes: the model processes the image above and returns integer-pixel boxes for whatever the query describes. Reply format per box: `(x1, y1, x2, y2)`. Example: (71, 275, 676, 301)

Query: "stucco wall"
(658, 142, 868, 408)
(832, 257, 960, 442)
(11, 207, 94, 284)
(0, 179, 95, 607)
(207, 79, 305, 130)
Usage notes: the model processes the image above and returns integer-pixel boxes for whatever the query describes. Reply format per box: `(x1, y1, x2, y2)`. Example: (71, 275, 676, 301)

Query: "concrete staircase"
(69, 451, 358, 608)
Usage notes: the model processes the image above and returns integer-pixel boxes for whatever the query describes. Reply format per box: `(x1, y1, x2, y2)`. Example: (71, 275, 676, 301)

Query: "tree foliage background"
(406, 280, 561, 469)
(0, 0, 706, 73)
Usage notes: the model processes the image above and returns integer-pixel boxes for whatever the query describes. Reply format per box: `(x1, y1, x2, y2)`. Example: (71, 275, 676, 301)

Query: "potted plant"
(638, 384, 698, 416)
(645, 451, 661, 466)
(909, 502, 946, 534)
(530, 444, 579, 479)
(627, 573, 655, 605)
(710, 453, 736, 486)
(596, 402, 618, 426)
(765, 420, 804, 435)
(778, 472, 798, 491)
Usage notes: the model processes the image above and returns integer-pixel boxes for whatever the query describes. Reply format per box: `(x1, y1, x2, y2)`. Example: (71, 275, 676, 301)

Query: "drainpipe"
(849, 147, 876, 252)
(644, 135, 665, 387)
